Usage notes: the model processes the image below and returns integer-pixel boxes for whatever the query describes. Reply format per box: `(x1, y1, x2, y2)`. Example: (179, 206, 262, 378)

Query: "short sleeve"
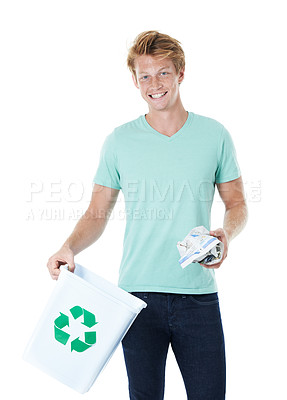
(215, 125, 241, 184)
(93, 132, 121, 190)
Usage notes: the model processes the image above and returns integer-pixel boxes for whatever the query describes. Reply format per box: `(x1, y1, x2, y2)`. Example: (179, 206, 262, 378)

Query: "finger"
(51, 268, 60, 279)
(200, 263, 213, 269)
(47, 258, 67, 272)
(47, 260, 60, 274)
(210, 262, 221, 268)
(47, 257, 58, 269)
(200, 262, 221, 269)
(47, 264, 59, 276)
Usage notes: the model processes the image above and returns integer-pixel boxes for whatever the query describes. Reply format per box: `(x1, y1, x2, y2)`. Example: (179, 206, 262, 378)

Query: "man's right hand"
(47, 246, 75, 280)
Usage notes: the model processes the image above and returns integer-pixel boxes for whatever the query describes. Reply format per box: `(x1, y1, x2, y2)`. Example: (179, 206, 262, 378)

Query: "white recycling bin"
(23, 263, 147, 393)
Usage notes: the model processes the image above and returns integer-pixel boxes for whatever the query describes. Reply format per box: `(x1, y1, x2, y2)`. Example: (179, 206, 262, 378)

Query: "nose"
(150, 75, 163, 90)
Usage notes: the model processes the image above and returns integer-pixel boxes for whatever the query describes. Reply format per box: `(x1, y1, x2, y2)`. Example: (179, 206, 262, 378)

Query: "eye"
(140, 75, 149, 81)
(161, 72, 168, 76)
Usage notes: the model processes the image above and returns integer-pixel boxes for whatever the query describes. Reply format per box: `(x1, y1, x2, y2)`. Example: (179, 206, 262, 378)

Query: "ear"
(132, 73, 139, 89)
(178, 67, 185, 85)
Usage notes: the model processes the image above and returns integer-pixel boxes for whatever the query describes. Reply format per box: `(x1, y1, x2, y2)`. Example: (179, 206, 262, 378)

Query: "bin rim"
(59, 264, 147, 314)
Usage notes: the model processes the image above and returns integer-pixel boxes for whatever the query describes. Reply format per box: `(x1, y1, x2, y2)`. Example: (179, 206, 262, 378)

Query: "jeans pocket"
(188, 292, 219, 306)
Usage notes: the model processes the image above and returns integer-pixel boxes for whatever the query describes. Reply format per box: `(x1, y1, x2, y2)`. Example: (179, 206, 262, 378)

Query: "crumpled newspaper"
(177, 226, 224, 268)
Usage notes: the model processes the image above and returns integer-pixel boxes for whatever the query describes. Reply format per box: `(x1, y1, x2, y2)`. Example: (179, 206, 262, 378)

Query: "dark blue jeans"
(122, 292, 226, 400)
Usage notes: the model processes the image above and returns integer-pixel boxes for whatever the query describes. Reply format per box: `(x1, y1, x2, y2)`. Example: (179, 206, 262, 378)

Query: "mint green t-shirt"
(93, 112, 241, 294)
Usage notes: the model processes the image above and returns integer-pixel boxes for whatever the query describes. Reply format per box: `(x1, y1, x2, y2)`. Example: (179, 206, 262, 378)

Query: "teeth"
(150, 92, 166, 99)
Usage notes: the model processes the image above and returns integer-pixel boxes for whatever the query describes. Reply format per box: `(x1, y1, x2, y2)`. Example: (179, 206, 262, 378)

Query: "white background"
(1, 0, 286, 399)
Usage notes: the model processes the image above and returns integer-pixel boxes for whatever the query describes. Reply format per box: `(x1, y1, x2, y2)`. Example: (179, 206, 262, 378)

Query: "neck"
(145, 100, 188, 137)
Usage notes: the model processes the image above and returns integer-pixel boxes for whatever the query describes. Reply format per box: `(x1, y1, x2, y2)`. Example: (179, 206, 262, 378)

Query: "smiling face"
(132, 55, 185, 113)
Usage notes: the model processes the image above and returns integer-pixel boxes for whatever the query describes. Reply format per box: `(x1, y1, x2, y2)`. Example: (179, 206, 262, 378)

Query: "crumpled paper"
(177, 226, 224, 268)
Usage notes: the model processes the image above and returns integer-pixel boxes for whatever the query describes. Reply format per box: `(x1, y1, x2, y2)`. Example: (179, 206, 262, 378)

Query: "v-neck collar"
(141, 111, 194, 142)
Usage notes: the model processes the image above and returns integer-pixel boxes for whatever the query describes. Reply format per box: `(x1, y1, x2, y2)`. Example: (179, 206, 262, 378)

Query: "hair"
(127, 30, 185, 81)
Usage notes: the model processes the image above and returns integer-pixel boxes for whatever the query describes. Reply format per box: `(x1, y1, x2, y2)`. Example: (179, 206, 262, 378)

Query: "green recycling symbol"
(54, 306, 98, 353)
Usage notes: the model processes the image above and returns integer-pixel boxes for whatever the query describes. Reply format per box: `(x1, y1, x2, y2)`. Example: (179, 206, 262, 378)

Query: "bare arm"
(47, 184, 120, 279)
(201, 176, 248, 269)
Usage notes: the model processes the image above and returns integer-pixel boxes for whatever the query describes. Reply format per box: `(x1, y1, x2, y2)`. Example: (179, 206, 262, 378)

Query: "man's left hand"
(200, 228, 229, 269)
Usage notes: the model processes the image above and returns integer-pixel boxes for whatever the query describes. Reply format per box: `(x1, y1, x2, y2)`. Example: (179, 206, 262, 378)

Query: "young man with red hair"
(48, 31, 248, 399)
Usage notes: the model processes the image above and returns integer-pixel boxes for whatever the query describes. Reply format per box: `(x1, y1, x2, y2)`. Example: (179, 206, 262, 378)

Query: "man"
(47, 30, 248, 400)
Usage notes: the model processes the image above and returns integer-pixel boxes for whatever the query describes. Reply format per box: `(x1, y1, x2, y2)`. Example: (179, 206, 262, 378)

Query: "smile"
(148, 91, 168, 99)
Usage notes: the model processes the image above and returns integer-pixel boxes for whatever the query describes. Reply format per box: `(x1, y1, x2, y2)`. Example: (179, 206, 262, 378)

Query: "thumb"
(69, 263, 76, 273)
(66, 259, 75, 273)
(209, 229, 222, 237)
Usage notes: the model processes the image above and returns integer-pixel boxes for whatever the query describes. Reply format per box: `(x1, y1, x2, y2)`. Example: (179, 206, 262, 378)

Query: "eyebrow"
(138, 66, 171, 75)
